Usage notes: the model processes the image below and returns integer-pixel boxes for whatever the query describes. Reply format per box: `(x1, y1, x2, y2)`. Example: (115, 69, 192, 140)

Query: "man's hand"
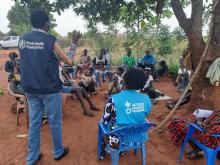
(72, 30, 82, 44)
(53, 42, 73, 66)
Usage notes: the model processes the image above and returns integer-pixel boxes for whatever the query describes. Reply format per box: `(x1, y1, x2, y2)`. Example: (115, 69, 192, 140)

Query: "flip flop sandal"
(187, 150, 204, 160)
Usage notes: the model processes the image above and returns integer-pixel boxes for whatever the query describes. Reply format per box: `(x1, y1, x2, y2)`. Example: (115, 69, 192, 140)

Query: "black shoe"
(54, 147, 69, 161)
(32, 153, 42, 165)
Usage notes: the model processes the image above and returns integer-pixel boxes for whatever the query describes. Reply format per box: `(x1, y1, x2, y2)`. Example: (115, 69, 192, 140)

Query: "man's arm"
(53, 42, 73, 66)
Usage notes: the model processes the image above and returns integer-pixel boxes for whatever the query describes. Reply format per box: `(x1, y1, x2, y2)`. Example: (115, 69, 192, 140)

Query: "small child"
(108, 75, 121, 95)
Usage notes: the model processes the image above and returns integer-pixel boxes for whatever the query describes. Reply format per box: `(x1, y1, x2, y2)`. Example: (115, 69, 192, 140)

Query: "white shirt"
(144, 75, 153, 88)
(178, 68, 191, 76)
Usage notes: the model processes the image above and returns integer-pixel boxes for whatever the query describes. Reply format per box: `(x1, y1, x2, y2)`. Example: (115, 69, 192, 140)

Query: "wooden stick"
(155, 0, 219, 131)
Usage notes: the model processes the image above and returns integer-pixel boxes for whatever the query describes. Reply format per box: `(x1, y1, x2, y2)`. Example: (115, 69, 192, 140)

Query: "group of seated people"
(122, 48, 168, 80)
(4, 52, 101, 118)
(6, 46, 205, 163)
(4, 47, 191, 120)
(71, 48, 111, 91)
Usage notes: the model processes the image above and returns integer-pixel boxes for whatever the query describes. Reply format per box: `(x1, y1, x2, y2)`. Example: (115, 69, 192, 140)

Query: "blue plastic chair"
(97, 121, 153, 165)
(178, 123, 220, 165)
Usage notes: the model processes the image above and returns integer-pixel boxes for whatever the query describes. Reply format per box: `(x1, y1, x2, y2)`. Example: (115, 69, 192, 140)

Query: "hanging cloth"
(206, 57, 220, 86)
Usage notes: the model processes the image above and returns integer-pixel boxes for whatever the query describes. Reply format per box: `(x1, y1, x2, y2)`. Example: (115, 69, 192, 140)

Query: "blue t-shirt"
(112, 90, 151, 126)
(141, 54, 157, 65)
(112, 90, 152, 140)
(19, 31, 62, 94)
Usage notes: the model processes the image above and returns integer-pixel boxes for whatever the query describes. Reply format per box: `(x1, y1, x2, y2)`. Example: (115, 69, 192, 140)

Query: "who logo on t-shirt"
(125, 101, 145, 115)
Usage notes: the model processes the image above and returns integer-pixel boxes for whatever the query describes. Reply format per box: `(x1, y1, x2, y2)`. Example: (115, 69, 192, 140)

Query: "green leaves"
(8, 1, 57, 35)
(157, 25, 172, 56)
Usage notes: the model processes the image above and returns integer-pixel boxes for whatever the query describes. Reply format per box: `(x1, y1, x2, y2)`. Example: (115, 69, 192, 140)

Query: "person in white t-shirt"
(141, 67, 164, 99)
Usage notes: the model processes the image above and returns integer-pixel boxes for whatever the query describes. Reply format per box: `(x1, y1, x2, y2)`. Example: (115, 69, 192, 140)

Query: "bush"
(0, 88, 3, 96)
(168, 62, 179, 80)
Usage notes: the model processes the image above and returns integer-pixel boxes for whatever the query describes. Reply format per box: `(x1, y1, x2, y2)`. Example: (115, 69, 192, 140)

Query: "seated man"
(122, 48, 136, 69)
(100, 68, 152, 159)
(78, 67, 96, 95)
(140, 49, 158, 80)
(93, 49, 108, 88)
(60, 66, 100, 117)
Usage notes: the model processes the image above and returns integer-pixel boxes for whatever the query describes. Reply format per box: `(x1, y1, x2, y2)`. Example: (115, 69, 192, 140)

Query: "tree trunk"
(190, 0, 220, 111)
(172, 0, 220, 111)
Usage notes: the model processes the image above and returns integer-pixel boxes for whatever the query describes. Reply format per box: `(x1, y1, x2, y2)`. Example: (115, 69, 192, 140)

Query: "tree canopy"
(8, 1, 57, 35)
(16, 0, 174, 27)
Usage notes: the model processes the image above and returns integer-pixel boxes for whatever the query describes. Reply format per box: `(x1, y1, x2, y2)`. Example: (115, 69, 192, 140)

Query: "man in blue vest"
(19, 9, 74, 165)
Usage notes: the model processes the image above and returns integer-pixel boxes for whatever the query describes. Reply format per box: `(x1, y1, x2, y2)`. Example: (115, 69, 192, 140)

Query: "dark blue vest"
(19, 31, 62, 94)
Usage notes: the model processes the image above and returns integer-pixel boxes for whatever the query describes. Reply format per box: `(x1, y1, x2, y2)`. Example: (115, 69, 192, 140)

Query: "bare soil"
(0, 49, 218, 165)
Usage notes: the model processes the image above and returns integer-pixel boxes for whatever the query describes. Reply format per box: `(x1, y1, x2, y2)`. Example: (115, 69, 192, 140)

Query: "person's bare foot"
(83, 111, 95, 117)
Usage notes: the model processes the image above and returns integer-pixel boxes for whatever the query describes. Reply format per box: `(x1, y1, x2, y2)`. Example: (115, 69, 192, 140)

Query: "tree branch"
(171, 0, 190, 33)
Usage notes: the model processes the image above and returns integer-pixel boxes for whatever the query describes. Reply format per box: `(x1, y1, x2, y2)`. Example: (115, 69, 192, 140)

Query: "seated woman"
(175, 58, 191, 92)
(75, 49, 91, 78)
(78, 67, 96, 95)
(168, 110, 220, 160)
(60, 67, 100, 117)
(100, 68, 152, 159)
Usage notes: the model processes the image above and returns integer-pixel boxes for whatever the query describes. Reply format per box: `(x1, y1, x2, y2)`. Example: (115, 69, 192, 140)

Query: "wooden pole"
(155, 0, 219, 131)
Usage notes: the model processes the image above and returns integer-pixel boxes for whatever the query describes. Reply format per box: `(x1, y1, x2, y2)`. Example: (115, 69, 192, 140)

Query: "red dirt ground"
(0, 49, 219, 165)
